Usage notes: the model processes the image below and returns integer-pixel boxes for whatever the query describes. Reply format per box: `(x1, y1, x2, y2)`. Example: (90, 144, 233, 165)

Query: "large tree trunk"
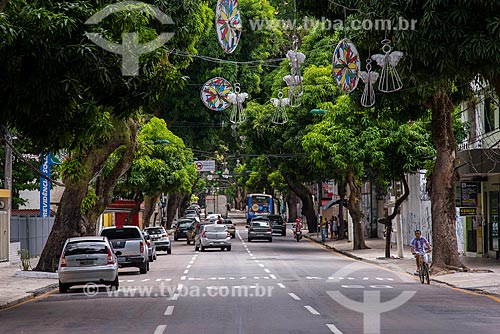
(337, 179, 347, 240)
(165, 193, 182, 229)
(35, 117, 132, 272)
(285, 175, 317, 232)
(286, 191, 298, 222)
(83, 119, 138, 234)
(347, 170, 368, 250)
(430, 88, 463, 272)
(143, 193, 160, 227)
(378, 176, 410, 258)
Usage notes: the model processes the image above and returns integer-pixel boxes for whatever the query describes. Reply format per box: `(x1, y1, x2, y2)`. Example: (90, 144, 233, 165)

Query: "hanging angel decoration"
(271, 90, 290, 124)
(227, 83, 248, 124)
(283, 36, 306, 107)
(359, 59, 379, 107)
(371, 39, 404, 93)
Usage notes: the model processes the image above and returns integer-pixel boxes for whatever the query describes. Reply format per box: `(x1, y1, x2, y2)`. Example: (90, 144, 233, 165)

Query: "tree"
(342, 0, 500, 271)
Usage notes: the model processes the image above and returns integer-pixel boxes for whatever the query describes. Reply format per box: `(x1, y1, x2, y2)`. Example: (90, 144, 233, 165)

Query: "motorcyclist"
(294, 218, 302, 240)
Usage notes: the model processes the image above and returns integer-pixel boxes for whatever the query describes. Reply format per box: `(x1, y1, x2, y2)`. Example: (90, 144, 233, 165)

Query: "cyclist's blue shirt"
(410, 236, 429, 252)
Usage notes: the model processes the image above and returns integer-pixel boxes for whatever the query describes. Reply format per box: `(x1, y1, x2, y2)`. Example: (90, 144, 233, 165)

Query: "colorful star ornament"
(215, 0, 242, 54)
(200, 77, 233, 111)
(332, 39, 361, 93)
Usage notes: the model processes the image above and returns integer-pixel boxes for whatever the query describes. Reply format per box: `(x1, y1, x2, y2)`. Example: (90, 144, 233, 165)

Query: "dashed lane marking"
(153, 325, 167, 334)
(327, 323, 343, 334)
(288, 293, 301, 301)
(277, 283, 286, 288)
(164, 305, 174, 316)
(304, 305, 320, 315)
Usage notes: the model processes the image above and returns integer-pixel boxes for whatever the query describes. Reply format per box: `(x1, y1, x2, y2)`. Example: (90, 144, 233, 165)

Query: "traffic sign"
(194, 160, 216, 172)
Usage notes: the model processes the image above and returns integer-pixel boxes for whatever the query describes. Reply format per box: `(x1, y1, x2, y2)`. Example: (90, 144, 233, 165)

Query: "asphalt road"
(1, 218, 500, 334)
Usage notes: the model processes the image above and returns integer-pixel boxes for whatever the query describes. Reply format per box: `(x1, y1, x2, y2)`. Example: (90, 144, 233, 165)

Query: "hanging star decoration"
(227, 83, 248, 124)
(371, 39, 404, 93)
(271, 90, 290, 124)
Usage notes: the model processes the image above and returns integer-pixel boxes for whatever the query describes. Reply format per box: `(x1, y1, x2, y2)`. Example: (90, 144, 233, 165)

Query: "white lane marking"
(288, 293, 301, 301)
(164, 305, 174, 316)
(258, 264, 265, 268)
(170, 293, 179, 301)
(186, 265, 192, 269)
(177, 284, 184, 291)
(270, 274, 277, 280)
(277, 283, 286, 288)
(254, 260, 260, 263)
(127, 280, 135, 282)
(180, 276, 186, 281)
(218, 277, 226, 280)
(304, 306, 320, 315)
(327, 324, 343, 334)
(251, 257, 256, 260)
(264, 269, 271, 273)
(141, 279, 150, 282)
(184, 270, 189, 274)
(189, 261, 195, 264)
(229, 277, 235, 280)
(240, 277, 247, 280)
(154, 325, 167, 334)
(306, 276, 321, 280)
(254, 276, 261, 279)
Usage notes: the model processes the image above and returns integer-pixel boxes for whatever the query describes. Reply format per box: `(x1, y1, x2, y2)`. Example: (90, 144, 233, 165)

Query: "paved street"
(1, 218, 500, 334)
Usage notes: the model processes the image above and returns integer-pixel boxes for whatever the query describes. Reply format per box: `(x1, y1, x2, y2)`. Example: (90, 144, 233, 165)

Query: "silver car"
(248, 218, 273, 242)
(195, 224, 231, 252)
(58, 236, 119, 293)
(144, 226, 171, 254)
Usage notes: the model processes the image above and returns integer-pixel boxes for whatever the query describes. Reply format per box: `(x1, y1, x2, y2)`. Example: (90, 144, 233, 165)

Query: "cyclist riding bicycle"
(410, 229, 432, 274)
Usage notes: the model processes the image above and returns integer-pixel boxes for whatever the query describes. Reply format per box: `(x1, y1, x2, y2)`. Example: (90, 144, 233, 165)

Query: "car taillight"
(60, 253, 67, 267)
(162, 233, 167, 238)
(140, 241, 144, 253)
(107, 248, 114, 265)
(202, 231, 206, 238)
(267, 227, 272, 232)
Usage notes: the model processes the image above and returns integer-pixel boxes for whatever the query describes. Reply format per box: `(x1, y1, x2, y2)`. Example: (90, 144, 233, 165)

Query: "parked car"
(204, 213, 221, 224)
(184, 209, 199, 217)
(248, 217, 273, 242)
(223, 219, 236, 238)
(174, 219, 196, 243)
(142, 231, 157, 262)
(143, 226, 171, 254)
(195, 224, 231, 252)
(100, 226, 149, 274)
(268, 214, 286, 236)
(58, 236, 119, 293)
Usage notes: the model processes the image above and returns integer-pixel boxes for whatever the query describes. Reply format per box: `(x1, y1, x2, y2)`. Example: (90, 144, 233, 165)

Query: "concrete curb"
(0, 283, 58, 311)
(14, 270, 59, 279)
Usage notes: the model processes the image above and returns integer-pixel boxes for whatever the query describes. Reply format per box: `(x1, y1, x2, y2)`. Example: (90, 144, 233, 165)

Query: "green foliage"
(60, 156, 85, 183)
(17, 249, 31, 271)
(81, 187, 98, 215)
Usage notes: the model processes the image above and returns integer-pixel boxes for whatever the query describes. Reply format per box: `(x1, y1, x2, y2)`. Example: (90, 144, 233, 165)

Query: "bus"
(247, 193, 273, 223)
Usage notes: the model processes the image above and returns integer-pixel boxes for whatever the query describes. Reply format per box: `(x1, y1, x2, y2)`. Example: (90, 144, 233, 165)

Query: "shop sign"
(459, 207, 477, 216)
(460, 182, 479, 207)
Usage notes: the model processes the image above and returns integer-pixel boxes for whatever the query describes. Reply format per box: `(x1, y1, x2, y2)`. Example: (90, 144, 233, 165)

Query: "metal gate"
(10, 216, 55, 257)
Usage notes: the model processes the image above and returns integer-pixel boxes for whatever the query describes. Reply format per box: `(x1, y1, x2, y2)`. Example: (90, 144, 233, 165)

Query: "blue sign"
(40, 153, 51, 218)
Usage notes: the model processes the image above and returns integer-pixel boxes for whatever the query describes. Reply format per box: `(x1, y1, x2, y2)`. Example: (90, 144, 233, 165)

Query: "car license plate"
(79, 260, 95, 265)
(118, 257, 127, 263)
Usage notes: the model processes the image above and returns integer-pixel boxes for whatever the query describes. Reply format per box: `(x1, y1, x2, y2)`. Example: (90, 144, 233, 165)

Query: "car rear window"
(145, 228, 164, 234)
(101, 228, 141, 239)
(252, 221, 269, 227)
(179, 222, 192, 228)
(205, 225, 227, 232)
(65, 242, 108, 255)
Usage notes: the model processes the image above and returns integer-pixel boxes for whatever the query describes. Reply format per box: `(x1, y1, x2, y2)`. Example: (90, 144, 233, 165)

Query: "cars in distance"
(195, 224, 231, 252)
(100, 226, 149, 274)
(142, 231, 157, 262)
(268, 214, 286, 236)
(204, 213, 222, 224)
(223, 219, 236, 238)
(248, 217, 273, 242)
(58, 236, 119, 293)
(143, 226, 172, 254)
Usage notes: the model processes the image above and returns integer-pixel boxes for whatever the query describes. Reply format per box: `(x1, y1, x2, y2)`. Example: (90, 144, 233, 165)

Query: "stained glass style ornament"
(271, 90, 290, 124)
(227, 83, 248, 124)
(359, 59, 379, 107)
(200, 77, 233, 111)
(215, 0, 242, 54)
(371, 39, 404, 93)
(332, 39, 361, 93)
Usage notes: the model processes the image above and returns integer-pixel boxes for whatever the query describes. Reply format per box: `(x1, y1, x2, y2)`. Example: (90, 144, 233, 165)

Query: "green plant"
(17, 249, 31, 271)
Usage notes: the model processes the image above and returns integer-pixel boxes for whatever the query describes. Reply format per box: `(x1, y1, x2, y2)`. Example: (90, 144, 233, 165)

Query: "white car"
(195, 224, 231, 252)
(58, 236, 119, 293)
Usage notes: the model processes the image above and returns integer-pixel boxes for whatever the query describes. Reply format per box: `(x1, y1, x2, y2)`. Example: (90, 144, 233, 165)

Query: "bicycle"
(414, 250, 431, 284)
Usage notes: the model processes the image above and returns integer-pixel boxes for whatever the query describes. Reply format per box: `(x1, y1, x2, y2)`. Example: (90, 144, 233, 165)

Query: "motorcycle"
(294, 225, 303, 242)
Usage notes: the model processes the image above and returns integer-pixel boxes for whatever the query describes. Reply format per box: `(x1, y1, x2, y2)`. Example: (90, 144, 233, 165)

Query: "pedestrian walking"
(321, 217, 328, 242)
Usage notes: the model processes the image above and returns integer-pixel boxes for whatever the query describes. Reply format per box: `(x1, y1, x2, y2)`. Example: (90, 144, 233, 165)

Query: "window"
(484, 98, 496, 133)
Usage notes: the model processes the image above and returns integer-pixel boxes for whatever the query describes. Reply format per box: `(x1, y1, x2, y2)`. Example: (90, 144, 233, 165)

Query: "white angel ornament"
(271, 90, 290, 124)
(227, 83, 248, 124)
(371, 40, 404, 93)
(359, 59, 380, 107)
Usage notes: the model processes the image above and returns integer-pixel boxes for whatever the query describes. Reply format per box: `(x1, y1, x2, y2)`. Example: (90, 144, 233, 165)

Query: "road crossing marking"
(180, 276, 187, 281)
(170, 293, 179, 301)
(327, 323, 343, 334)
(269, 274, 277, 280)
(186, 265, 191, 269)
(258, 264, 265, 268)
(164, 306, 174, 316)
(288, 293, 301, 301)
(177, 284, 184, 291)
(183, 270, 189, 274)
(304, 305, 320, 315)
(153, 325, 167, 334)
(264, 269, 271, 273)
(277, 283, 286, 288)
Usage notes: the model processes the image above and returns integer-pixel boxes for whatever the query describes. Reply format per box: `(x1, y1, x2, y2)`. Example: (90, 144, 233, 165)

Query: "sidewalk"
(306, 233, 500, 297)
(0, 258, 58, 310)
